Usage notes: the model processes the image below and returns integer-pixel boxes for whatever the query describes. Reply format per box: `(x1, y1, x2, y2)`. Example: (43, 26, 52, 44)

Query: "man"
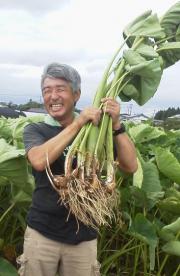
(17, 63, 137, 276)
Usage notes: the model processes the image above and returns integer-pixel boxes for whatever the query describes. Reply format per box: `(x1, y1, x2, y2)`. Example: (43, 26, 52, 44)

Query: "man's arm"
(114, 132, 138, 173)
(101, 97, 138, 173)
(26, 107, 101, 171)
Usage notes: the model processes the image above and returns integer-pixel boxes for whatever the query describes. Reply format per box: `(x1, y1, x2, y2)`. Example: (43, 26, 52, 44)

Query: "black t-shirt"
(23, 122, 97, 244)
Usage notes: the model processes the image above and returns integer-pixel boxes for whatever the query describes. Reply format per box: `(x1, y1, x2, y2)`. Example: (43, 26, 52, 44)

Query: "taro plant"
(98, 122, 180, 275)
(0, 115, 44, 272)
(46, 2, 180, 231)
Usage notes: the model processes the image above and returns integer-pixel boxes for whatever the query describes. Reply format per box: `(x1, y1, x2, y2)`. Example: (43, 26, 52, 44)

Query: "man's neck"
(58, 114, 75, 127)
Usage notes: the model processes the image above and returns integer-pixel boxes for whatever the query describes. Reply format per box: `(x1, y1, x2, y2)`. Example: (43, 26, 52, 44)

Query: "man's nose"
(51, 89, 60, 99)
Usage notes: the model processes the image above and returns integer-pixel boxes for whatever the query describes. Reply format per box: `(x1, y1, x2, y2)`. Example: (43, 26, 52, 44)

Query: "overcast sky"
(0, 0, 179, 115)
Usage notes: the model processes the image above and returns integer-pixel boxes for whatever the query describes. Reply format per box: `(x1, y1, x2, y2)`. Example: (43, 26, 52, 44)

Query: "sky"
(0, 0, 179, 116)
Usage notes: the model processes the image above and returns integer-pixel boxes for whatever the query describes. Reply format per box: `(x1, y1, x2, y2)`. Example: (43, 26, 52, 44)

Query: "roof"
(26, 108, 47, 113)
(0, 107, 26, 118)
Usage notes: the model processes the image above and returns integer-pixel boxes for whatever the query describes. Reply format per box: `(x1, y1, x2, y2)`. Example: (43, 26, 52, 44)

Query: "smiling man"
(17, 63, 137, 276)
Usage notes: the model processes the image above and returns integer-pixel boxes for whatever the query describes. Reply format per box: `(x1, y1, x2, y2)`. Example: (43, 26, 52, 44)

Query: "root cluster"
(46, 155, 118, 231)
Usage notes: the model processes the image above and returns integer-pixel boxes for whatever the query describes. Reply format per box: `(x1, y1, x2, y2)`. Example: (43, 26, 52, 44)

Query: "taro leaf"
(11, 190, 32, 205)
(158, 197, 180, 215)
(11, 174, 35, 199)
(136, 43, 158, 59)
(176, 24, 180, 41)
(162, 217, 180, 235)
(0, 139, 25, 161)
(123, 11, 165, 48)
(123, 10, 152, 47)
(0, 257, 18, 276)
(128, 213, 158, 270)
(12, 115, 44, 148)
(165, 187, 180, 200)
(155, 147, 180, 184)
(130, 186, 147, 208)
(160, 2, 180, 42)
(141, 162, 163, 209)
(129, 124, 165, 144)
(162, 241, 180, 257)
(133, 158, 143, 188)
(0, 139, 29, 187)
(141, 162, 162, 193)
(11, 117, 29, 148)
(0, 119, 13, 143)
(159, 228, 175, 242)
(122, 50, 163, 105)
(157, 42, 180, 68)
(120, 83, 139, 101)
(0, 176, 9, 186)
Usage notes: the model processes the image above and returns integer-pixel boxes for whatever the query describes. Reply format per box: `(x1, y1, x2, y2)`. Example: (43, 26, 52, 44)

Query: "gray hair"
(41, 63, 81, 93)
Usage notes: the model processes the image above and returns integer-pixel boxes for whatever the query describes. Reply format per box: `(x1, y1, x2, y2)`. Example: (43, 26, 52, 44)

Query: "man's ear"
(74, 90, 81, 104)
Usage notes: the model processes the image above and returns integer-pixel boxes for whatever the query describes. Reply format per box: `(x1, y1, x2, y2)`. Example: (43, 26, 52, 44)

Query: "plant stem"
(172, 264, 180, 276)
(0, 203, 15, 224)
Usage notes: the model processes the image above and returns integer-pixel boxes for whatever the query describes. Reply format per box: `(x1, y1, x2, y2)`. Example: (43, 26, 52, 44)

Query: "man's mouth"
(51, 103, 63, 111)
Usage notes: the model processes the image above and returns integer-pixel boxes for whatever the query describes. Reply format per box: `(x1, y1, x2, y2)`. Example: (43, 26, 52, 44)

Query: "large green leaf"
(141, 162, 163, 208)
(0, 118, 13, 143)
(123, 11, 165, 47)
(129, 124, 165, 144)
(157, 41, 180, 68)
(122, 50, 163, 105)
(136, 43, 159, 59)
(162, 217, 180, 234)
(0, 139, 29, 187)
(155, 147, 180, 184)
(162, 241, 180, 257)
(128, 213, 158, 270)
(0, 257, 18, 276)
(0, 139, 25, 162)
(141, 162, 162, 193)
(158, 197, 180, 215)
(123, 10, 152, 47)
(160, 2, 180, 41)
(133, 158, 143, 188)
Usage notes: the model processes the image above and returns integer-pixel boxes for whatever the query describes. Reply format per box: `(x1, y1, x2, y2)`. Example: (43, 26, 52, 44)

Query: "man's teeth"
(52, 104, 63, 107)
(51, 104, 63, 111)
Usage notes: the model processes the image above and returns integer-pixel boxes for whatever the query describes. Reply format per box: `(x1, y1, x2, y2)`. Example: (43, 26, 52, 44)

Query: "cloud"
(0, 0, 70, 13)
(0, 0, 179, 113)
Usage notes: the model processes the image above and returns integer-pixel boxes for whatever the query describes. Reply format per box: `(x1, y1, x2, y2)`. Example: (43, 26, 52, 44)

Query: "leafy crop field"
(0, 115, 180, 275)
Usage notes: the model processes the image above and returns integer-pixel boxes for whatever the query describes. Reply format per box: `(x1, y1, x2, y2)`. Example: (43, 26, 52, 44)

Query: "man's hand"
(101, 97, 121, 130)
(75, 107, 102, 128)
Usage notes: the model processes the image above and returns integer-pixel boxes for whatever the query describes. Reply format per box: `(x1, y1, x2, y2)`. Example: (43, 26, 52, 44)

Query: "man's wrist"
(113, 122, 121, 131)
(113, 123, 126, 136)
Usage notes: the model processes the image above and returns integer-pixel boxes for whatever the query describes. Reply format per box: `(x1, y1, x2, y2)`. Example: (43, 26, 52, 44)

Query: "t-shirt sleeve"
(23, 123, 46, 153)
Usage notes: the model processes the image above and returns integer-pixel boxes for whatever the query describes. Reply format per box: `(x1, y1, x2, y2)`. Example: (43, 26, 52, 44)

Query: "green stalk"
(173, 264, 180, 276)
(105, 119, 114, 185)
(93, 36, 130, 108)
(94, 60, 126, 158)
(85, 37, 130, 162)
(157, 231, 180, 276)
(132, 240, 141, 276)
(155, 33, 177, 46)
(64, 126, 86, 175)
(0, 203, 15, 224)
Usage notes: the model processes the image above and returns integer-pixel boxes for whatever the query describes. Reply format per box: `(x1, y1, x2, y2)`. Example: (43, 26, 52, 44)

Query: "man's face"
(42, 77, 80, 121)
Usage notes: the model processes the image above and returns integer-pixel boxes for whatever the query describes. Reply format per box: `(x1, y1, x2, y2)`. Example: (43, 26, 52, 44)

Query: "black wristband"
(113, 123, 126, 136)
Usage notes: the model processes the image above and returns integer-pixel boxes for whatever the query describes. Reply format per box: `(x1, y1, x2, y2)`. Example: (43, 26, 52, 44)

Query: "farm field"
(0, 115, 180, 275)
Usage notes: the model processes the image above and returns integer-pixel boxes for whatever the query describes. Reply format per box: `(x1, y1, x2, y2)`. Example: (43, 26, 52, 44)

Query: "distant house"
(168, 114, 180, 119)
(121, 113, 150, 123)
(0, 106, 26, 118)
(25, 108, 47, 114)
(24, 108, 47, 116)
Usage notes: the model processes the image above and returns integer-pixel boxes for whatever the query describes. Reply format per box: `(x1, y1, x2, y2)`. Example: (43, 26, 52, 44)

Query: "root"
(46, 152, 118, 231)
